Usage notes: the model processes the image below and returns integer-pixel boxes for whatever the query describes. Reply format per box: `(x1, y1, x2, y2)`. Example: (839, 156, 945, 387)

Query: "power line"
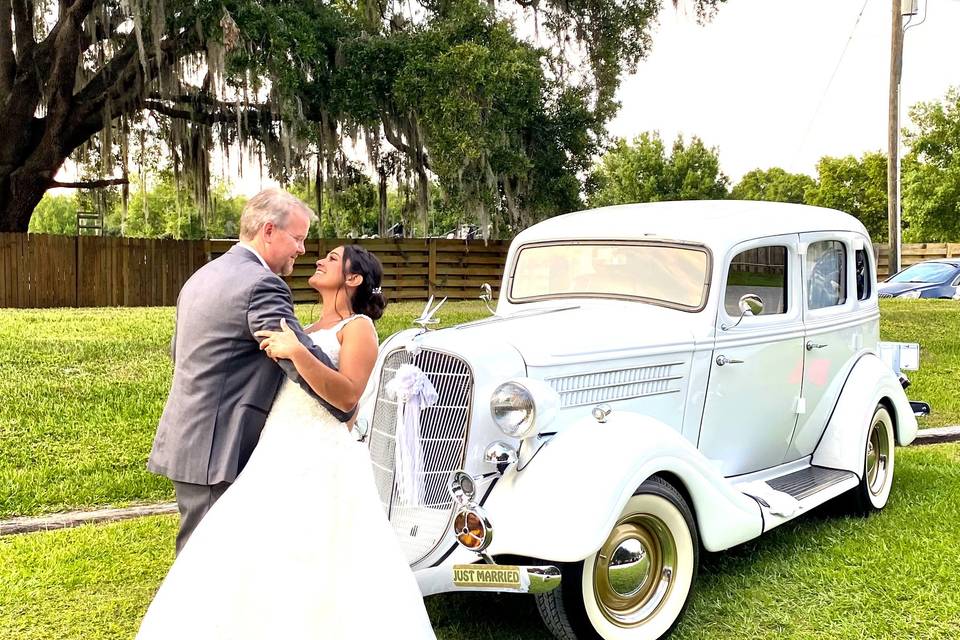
(792, 0, 872, 169)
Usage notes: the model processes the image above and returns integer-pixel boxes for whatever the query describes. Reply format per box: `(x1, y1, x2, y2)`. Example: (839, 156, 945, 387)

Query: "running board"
(767, 466, 854, 500)
(734, 465, 858, 533)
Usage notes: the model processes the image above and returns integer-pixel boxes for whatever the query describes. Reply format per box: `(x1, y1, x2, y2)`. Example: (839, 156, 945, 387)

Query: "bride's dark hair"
(343, 244, 386, 320)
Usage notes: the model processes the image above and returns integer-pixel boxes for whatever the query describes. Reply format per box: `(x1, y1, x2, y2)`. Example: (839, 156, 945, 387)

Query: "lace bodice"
(265, 315, 369, 427)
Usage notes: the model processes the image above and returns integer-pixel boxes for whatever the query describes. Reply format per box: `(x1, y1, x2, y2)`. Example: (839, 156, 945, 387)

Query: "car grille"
(878, 292, 894, 298)
(368, 347, 473, 565)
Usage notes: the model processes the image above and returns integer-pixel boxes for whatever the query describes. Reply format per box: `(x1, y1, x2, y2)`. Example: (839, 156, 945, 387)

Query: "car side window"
(856, 248, 871, 301)
(724, 245, 788, 316)
(807, 240, 847, 310)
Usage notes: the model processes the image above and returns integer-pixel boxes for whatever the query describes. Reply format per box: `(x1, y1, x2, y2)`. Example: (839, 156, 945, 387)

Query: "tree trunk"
(378, 166, 388, 237)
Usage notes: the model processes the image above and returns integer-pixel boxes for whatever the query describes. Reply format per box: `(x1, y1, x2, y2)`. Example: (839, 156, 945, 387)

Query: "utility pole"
(887, 0, 905, 276)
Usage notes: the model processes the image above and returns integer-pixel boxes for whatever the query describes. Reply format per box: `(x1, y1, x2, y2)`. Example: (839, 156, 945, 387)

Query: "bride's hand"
(254, 318, 306, 361)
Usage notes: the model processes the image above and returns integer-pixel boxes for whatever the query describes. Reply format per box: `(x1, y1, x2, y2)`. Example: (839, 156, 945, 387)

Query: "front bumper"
(416, 563, 561, 597)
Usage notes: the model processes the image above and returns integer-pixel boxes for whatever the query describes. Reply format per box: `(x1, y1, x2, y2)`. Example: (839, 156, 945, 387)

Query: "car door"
(787, 233, 877, 459)
(699, 235, 805, 476)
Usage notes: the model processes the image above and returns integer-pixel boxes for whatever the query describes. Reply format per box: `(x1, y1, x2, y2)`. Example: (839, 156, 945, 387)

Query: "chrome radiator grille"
(546, 362, 683, 407)
(368, 348, 473, 564)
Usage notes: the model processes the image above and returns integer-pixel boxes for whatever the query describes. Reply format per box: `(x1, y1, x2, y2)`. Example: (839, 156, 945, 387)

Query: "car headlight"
(490, 378, 559, 439)
(491, 381, 536, 438)
(898, 289, 922, 299)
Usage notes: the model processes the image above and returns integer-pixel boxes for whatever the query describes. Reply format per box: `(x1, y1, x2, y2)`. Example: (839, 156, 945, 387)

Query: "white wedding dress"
(137, 315, 436, 639)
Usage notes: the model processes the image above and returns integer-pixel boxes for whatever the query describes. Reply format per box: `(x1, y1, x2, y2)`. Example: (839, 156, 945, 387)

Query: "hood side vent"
(546, 361, 684, 408)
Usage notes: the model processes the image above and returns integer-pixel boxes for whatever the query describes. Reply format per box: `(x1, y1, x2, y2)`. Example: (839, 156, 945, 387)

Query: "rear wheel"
(845, 405, 895, 515)
(536, 477, 698, 640)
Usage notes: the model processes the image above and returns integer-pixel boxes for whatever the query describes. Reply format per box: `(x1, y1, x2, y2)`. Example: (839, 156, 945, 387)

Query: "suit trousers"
(173, 480, 231, 555)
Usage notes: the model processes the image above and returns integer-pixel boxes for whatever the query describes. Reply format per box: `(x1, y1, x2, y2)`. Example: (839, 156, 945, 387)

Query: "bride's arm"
(258, 318, 378, 412)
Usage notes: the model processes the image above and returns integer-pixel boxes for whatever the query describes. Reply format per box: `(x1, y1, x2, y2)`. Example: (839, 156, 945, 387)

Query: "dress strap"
(329, 314, 369, 333)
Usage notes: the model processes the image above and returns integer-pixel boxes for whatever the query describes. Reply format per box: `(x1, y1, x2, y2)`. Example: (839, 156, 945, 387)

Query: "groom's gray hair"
(239, 188, 317, 240)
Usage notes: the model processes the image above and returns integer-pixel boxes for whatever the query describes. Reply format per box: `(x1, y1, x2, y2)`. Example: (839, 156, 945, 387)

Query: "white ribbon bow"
(385, 364, 438, 506)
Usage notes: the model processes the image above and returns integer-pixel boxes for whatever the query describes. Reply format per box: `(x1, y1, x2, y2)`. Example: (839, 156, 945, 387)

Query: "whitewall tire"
(536, 477, 698, 640)
(846, 405, 896, 514)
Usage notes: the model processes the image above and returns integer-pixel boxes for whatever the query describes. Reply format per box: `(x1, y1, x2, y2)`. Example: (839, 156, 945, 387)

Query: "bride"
(137, 245, 436, 639)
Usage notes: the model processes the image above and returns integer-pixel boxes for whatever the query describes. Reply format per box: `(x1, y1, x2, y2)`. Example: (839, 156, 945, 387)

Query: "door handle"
(806, 341, 828, 351)
(716, 355, 744, 366)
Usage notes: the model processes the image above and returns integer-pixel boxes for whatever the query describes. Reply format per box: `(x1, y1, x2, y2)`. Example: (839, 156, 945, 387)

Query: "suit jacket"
(148, 245, 353, 485)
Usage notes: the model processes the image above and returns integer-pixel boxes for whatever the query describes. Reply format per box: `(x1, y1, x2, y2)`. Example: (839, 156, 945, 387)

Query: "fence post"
(428, 238, 437, 298)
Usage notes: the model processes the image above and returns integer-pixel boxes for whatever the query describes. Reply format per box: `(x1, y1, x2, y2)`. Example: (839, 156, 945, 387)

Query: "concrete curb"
(2, 427, 958, 537)
(912, 425, 960, 446)
(0, 502, 177, 536)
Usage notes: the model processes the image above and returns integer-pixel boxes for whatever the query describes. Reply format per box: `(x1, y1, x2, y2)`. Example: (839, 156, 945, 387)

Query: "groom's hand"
(255, 318, 306, 361)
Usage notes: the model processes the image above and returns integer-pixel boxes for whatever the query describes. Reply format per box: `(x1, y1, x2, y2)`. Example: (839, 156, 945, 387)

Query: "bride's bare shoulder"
(340, 315, 376, 340)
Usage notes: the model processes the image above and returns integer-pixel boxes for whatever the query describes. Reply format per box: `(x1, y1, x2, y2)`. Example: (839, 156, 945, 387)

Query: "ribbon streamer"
(385, 364, 439, 506)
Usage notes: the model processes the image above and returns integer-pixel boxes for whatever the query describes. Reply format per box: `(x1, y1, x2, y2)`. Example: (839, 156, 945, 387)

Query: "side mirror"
(738, 294, 764, 316)
(722, 293, 765, 331)
(480, 283, 495, 315)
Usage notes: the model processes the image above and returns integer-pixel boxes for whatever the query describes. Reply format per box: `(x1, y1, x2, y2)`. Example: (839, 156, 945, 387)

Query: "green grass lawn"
(0, 299, 956, 519)
(2, 443, 957, 640)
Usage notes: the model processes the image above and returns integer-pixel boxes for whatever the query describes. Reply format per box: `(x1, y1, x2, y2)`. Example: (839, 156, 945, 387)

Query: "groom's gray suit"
(149, 244, 352, 553)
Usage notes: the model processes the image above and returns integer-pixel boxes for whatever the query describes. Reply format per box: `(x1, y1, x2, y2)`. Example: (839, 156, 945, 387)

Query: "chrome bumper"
(416, 563, 561, 596)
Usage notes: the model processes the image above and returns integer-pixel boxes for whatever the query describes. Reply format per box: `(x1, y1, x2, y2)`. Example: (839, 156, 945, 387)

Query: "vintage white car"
(355, 200, 925, 640)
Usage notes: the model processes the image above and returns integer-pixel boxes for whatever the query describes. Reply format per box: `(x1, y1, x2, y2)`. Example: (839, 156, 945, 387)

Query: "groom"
(148, 188, 353, 554)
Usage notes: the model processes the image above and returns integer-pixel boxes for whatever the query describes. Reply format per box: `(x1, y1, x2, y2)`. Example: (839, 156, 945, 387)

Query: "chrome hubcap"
(594, 515, 676, 627)
(866, 416, 890, 496)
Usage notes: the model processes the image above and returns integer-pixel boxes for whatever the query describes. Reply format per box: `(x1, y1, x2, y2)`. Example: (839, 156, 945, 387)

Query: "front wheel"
(536, 477, 698, 640)
(844, 404, 896, 515)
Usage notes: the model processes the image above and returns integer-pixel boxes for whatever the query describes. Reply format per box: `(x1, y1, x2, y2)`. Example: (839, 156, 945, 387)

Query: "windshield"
(888, 262, 956, 284)
(509, 242, 710, 310)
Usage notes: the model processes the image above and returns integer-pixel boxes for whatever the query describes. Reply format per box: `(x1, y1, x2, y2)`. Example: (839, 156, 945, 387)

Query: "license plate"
(453, 564, 522, 590)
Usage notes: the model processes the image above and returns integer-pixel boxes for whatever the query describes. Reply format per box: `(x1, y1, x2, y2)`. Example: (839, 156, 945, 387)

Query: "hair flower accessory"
(371, 286, 382, 294)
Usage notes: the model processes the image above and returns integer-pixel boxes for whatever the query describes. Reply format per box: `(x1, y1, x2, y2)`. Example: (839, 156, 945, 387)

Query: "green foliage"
(902, 87, 960, 242)
(586, 132, 729, 207)
(805, 152, 888, 241)
(27, 195, 77, 235)
(100, 174, 246, 240)
(731, 167, 816, 204)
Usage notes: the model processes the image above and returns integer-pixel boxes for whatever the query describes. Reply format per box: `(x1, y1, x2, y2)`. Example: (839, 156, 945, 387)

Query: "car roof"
(514, 201, 870, 250)
(907, 258, 960, 266)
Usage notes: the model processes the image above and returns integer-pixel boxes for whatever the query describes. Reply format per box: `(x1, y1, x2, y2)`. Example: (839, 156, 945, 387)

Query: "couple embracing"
(137, 189, 435, 638)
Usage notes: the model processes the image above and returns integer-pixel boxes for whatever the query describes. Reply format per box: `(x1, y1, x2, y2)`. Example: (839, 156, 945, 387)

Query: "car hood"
(877, 282, 935, 295)
(408, 303, 700, 368)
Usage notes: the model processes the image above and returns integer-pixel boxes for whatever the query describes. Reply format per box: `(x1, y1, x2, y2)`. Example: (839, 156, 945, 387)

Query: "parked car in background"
(878, 259, 960, 299)
(357, 201, 925, 640)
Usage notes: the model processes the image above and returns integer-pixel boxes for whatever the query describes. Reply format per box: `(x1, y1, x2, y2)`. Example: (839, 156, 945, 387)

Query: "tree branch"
(143, 98, 281, 127)
(11, 0, 35, 65)
(0, 1, 13, 96)
(50, 177, 128, 188)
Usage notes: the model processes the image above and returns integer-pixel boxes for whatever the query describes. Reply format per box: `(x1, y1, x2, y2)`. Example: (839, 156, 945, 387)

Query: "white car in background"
(356, 200, 925, 640)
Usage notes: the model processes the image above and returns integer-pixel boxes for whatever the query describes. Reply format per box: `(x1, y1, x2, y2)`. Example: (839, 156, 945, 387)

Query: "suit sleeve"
(169, 308, 178, 364)
(246, 276, 355, 422)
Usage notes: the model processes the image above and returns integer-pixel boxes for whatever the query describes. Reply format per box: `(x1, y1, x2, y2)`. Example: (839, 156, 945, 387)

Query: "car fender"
(482, 411, 763, 561)
(811, 353, 918, 477)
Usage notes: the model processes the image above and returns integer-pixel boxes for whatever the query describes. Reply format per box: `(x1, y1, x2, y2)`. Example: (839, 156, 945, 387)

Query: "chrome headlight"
(490, 378, 559, 439)
(490, 381, 536, 438)
(898, 289, 922, 299)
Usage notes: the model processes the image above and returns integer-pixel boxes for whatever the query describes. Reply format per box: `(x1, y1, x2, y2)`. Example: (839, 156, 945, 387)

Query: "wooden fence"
(0, 234, 510, 308)
(3, 233, 960, 308)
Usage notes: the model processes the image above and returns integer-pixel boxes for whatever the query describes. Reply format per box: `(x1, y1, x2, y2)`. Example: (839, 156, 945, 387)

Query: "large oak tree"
(0, 0, 723, 234)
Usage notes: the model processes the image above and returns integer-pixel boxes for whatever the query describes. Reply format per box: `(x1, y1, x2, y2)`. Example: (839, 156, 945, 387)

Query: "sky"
(608, 0, 960, 182)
